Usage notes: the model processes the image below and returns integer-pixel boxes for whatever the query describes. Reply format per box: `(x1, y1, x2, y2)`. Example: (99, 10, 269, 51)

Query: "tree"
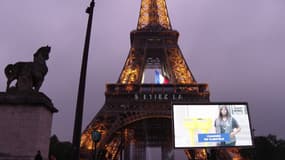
(240, 135, 285, 160)
(49, 135, 72, 160)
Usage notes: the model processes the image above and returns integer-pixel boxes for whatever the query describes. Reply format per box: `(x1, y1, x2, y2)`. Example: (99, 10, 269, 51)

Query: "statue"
(4, 46, 51, 92)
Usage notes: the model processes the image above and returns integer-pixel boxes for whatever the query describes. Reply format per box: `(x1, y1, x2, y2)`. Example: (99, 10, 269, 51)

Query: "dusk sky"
(1, 0, 285, 144)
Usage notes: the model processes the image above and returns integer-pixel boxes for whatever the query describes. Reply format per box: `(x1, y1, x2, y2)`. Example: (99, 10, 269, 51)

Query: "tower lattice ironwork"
(80, 0, 245, 160)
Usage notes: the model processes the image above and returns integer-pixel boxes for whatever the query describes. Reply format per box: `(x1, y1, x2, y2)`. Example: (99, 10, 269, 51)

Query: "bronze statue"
(5, 46, 51, 92)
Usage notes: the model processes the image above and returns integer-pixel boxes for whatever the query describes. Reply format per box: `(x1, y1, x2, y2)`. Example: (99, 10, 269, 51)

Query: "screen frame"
(171, 102, 255, 149)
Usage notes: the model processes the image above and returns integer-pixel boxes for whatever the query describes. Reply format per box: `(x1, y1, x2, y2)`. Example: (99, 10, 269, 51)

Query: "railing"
(105, 83, 209, 95)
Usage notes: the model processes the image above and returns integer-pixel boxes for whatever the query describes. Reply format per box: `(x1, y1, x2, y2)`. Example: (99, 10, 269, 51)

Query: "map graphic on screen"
(172, 103, 253, 148)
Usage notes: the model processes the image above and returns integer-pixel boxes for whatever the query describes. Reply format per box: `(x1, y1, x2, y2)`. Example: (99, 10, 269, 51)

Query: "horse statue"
(4, 46, 51, 92)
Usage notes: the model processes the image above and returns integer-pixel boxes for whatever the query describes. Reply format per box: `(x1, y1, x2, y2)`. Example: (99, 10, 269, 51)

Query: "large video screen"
(172, 103, 253, 148)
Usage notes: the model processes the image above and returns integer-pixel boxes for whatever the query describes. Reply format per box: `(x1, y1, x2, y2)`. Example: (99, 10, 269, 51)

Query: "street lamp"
(91, 130, 101, 160)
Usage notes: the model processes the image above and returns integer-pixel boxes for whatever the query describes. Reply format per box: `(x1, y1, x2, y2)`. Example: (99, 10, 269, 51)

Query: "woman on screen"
(215, 105, 241, 146)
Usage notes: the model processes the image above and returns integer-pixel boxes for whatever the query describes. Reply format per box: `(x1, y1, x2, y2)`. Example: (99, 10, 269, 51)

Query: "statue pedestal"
(0, 92, 58, 160)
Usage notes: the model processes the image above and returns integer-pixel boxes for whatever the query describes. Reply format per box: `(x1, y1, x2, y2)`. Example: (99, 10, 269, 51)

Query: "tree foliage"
(240, 134, 285, 160)
(49, 135, 72, 160)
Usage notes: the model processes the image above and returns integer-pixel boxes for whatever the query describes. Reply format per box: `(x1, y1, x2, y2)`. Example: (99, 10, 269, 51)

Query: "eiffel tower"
(80, 0, 213, 159)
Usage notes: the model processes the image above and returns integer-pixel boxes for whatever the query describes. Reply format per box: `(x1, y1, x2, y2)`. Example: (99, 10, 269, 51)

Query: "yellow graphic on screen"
(184, 118, 212, 145)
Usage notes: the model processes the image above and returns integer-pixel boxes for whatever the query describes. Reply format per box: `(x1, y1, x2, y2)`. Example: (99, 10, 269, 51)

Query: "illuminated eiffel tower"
(80, 0, 217, 159)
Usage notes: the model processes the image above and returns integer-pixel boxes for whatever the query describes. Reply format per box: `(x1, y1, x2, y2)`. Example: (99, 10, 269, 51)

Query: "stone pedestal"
(0, 92, 57, 160)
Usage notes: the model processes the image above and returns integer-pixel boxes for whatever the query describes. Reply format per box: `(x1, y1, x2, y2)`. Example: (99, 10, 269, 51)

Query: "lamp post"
(91, 130, 101, 160)
(71, 1, 95, 160)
